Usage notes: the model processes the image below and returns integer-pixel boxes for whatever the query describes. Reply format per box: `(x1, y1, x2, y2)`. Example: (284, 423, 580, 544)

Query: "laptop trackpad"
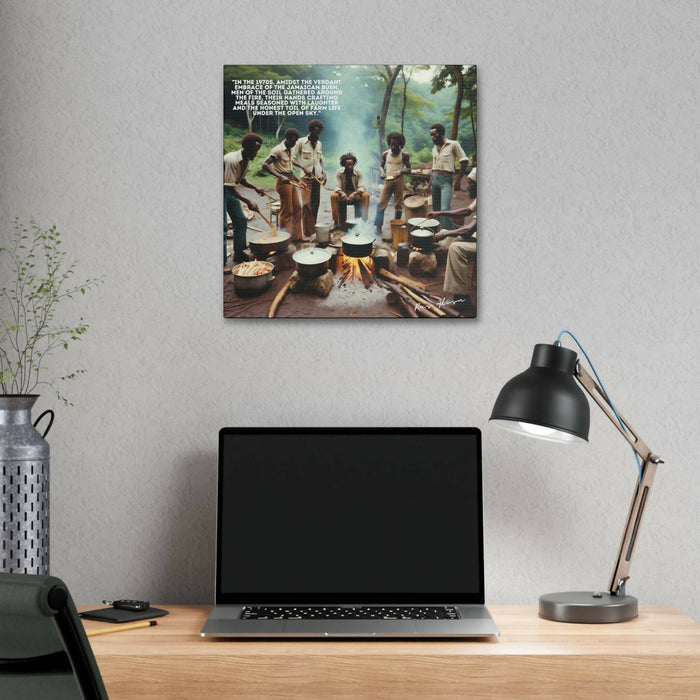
(284, 620, 416, 636)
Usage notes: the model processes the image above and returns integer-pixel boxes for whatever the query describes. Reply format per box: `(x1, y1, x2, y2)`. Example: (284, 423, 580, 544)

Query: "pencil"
(86, 620, 158, 637)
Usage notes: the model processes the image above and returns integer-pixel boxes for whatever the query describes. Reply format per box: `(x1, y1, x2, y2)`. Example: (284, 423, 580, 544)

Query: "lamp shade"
(490, 343, 590, 443)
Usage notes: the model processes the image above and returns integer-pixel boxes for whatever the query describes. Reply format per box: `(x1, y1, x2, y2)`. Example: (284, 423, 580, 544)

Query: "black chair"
(0, 572, 108, 699)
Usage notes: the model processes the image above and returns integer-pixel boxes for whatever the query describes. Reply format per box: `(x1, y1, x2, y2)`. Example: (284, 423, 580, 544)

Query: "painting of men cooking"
(223, 64, 477, 319)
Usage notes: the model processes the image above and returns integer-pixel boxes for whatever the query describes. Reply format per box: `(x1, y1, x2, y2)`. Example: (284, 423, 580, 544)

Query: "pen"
(86, 620, 158, 637)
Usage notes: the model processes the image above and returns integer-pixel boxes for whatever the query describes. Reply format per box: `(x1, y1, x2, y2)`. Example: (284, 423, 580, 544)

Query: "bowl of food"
(232, 260, 274, 296)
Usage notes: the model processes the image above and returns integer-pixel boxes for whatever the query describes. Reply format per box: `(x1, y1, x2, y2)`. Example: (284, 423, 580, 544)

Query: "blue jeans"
(223, 187, 248, 263)
(431, 173, 453, 230)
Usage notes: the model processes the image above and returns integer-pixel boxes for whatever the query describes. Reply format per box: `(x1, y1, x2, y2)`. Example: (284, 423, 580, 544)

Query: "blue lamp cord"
(557, 330, 643, 488)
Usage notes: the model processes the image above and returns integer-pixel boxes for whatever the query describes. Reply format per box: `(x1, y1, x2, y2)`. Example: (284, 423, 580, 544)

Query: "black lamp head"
(490, 343, 590, 443)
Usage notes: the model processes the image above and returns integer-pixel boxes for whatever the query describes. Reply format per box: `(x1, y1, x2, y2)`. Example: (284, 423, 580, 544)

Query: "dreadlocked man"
(330, 152, 370, 231)
(373, 132, 411, 239)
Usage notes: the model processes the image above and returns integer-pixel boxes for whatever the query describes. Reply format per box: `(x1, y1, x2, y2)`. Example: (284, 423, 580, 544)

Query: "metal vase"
(0, 395, 54, 574)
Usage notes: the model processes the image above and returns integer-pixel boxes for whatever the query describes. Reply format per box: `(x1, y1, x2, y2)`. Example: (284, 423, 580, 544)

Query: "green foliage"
(413, 148, 433, 166)
(0, 219, 103, 404)
(223, 65, 477, 181)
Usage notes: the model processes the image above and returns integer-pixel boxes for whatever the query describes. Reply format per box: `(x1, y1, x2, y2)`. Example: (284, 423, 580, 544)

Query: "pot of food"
(407, 217, 439, 234)
(340, 230, 374, 258)
(408, 228, 435, 250)
(232, 260, 274, 296)
(292, 247, 332, 278)
(248, 231, 291, 257)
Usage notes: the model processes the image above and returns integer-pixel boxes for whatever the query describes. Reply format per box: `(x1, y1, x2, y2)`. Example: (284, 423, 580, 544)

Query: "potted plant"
(1, 218, 101, 574)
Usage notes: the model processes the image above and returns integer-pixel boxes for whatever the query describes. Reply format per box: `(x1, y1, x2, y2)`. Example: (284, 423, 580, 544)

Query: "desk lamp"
(489, 332, 663, 623)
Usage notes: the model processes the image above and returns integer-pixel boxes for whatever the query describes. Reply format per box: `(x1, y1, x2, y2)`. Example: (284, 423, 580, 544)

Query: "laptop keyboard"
(241, 606, 459, 620)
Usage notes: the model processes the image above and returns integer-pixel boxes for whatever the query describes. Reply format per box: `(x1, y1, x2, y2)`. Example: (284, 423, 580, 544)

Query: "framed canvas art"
(223, 64, 476, 319)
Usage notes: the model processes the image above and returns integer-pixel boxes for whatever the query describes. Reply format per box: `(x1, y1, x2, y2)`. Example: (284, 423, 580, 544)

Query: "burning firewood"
(357, 258, 374, 289)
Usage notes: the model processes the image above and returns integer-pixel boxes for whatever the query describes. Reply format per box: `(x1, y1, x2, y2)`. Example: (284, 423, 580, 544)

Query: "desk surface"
(81, 605, 700, 699)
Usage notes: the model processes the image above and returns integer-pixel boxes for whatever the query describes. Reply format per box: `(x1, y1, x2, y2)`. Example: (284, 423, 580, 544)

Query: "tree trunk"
(377, 65, 402, 154)
(470, 110, 477, 162)
(450, 66, 464, 140)
(275, 114, 286, 141)
(400, 67, 409, 134)
(246, 108, 255, 133)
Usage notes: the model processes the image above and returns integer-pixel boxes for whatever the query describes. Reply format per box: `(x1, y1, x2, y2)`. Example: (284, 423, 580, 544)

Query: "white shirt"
(431, 139, 468, 172)
(293, 136, 324, 177)
(223, 149, 249, 184)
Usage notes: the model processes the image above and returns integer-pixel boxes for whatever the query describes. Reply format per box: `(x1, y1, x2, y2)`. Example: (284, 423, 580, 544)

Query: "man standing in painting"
(373, 132, 411, 240)
(293, 119, 326, 240)
(262, 127, 302, 242)
(428, 123, 469, 231)
(330, 153, 371, 231)
(223, 133, 265, 270)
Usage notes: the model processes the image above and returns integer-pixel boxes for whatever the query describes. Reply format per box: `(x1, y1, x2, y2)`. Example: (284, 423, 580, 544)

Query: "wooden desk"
(81, 605, 700, 699)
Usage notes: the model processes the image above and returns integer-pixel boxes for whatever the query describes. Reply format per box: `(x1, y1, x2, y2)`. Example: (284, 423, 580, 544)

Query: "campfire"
(337, 255, 375, 289)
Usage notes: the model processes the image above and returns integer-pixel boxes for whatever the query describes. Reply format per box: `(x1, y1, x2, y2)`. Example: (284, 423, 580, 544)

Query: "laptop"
(200, 427, 499, 638)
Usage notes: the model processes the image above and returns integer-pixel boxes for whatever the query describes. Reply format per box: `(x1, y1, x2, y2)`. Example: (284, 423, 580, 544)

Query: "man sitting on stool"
(331, 153, 370, 231)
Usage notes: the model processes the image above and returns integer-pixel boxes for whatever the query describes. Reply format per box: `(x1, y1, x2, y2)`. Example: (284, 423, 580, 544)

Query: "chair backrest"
(0, 572, 108, 700)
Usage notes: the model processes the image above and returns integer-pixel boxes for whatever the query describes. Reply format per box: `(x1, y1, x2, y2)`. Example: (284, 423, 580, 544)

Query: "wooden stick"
(401, 286, 447, 317)
(381, 281, 420, 318)
(267, 279, 292, 318)
(379, 268, 427, 291)
(435, 300, 463, 318)
(356, 258, 374, 289)
(257, 211, 276, 231)
(311, 175, 334, 191)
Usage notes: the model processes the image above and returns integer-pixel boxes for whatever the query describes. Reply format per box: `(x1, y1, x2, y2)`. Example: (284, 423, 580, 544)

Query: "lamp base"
(539, 591, 638, 623)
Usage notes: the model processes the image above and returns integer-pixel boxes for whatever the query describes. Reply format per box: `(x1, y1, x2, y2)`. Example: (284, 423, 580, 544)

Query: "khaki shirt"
(223, 149, 249, 184)
(431, 139, 468, 172)
(267, 142, 294, 175)
(334, 167, 366, 194)
(293, 136, 324, 177)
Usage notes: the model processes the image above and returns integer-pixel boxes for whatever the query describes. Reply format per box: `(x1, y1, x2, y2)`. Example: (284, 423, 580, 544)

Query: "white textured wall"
(1, 1, 699, 622)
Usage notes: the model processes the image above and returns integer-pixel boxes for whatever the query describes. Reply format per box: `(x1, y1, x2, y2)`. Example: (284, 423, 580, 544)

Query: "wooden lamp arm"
(575, 365, 664, 595)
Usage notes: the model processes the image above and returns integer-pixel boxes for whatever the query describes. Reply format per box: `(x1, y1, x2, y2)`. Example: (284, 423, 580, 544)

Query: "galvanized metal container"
(0, 395, 54, 574)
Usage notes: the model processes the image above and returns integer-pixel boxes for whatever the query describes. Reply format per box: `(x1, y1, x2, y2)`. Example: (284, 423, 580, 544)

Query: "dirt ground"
(224, 182, 474, 319)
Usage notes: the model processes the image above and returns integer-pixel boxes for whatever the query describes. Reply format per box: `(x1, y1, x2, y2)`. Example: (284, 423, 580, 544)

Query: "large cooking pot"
(248, 231, 291, 257)
(407, 217, 439, 233)
(340, 230, 374, 258)
(292, 247, 332, 278)
(232, 260, 274, 296)
(408, 228, 435, 250)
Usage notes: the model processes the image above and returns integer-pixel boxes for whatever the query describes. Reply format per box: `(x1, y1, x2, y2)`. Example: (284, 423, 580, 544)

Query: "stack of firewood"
(377, 269, 462, 318)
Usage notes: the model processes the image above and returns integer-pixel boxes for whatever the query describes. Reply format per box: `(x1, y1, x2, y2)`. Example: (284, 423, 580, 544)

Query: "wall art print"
(223, 64, 477, 319)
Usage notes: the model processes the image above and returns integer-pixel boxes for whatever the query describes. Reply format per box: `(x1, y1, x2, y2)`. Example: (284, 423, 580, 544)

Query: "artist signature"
(414, 297, 460, 312)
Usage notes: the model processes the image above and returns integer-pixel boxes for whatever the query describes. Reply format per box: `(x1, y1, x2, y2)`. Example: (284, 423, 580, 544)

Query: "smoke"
(307, 65, 382, 178)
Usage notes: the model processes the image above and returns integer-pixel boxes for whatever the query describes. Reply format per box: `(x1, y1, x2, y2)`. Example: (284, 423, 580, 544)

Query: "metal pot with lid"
(292, 247, 332, 277)
(407, 217, 439, 233)
(408, 228, 436, 250)
(340, 230, 374, 258)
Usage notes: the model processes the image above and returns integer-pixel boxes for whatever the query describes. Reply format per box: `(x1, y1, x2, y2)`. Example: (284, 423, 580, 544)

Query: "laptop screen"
(216, 427, 485, 605)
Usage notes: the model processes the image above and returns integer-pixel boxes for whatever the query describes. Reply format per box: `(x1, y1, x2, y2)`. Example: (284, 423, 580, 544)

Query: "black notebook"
(79, 606, 169, 623)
